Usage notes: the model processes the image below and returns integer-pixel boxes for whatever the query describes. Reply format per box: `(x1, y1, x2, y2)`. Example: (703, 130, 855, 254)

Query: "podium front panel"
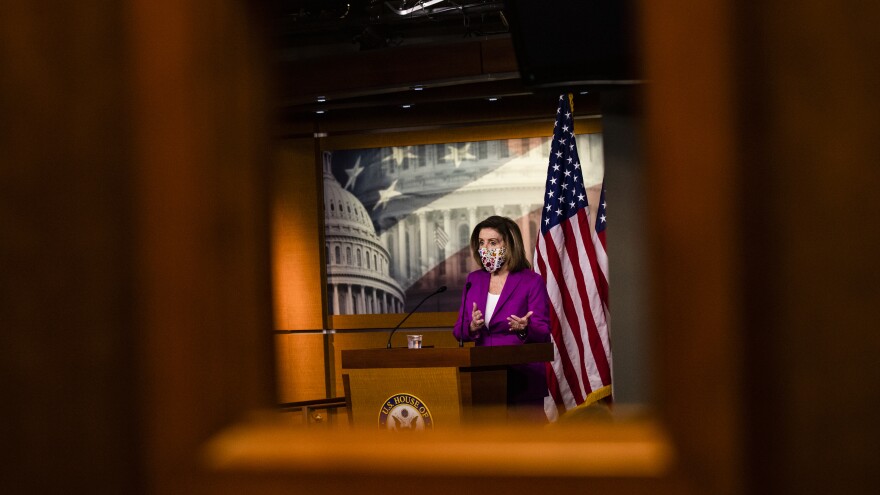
(346, 367, 462, 430)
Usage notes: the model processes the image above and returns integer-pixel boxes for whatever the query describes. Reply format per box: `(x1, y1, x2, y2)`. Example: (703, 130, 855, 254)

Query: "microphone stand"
(457, 282, 472, 347)
(386, 286, 447, 349)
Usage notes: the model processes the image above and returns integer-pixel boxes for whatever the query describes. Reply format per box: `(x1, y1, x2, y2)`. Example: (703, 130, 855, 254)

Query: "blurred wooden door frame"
(0, 0, 738, 493)
(6, 0, 879, 494)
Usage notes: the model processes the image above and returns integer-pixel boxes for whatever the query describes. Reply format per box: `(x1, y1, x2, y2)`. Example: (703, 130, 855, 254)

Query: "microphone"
(386, 285, 447, 349)
(457, 282, 472, 347)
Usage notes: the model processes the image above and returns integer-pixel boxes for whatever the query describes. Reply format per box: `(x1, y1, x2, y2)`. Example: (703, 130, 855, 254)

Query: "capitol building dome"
(323, 152, 404, 315)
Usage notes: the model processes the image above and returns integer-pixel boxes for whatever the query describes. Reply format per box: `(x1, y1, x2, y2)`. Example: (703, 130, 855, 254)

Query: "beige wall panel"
(273, 139, 325, 330)
(331, 312, 456, 330)
(330, 330, 460, 397)
(275, 333, 326, 403)
(321, 118, 602, 150)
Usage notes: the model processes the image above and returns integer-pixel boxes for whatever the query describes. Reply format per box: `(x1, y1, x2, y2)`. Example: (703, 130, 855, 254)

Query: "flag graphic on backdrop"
(534, 95, 613, 420)
(323, 130, 605, 314)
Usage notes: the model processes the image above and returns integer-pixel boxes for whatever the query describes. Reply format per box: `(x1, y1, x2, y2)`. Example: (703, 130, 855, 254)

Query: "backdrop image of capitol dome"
(323, 134, 605, 315)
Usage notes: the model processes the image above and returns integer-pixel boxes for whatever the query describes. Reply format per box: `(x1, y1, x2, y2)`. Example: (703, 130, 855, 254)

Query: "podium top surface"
(340, 343, 554, 369)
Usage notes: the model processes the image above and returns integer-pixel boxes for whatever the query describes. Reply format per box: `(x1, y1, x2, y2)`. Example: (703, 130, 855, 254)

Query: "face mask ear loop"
(495, 246, 506, 272)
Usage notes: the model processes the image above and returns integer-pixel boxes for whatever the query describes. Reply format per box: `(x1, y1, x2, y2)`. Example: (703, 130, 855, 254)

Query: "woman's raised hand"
(507, 311, 533, 333)
(469, 302, 484, 332)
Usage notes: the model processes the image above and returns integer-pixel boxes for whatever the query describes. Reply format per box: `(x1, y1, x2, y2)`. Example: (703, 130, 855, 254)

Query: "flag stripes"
(434, 224, 449, 250)
(541, 244, 587, 407)
(535, 234, 586, 406)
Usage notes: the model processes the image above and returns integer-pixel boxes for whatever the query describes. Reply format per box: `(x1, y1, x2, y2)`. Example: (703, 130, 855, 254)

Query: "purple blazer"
(452, 268, 551, 404)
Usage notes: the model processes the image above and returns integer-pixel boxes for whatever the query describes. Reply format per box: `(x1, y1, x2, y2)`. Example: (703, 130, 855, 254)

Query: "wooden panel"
(0, 2, 138, 493)
(346, 367, 462, 429)
(736, 3, 880, 494)
(641, 1, 743, 494)
(458, 369, 508, 424)
(331, 311, 456, 330)
(274, 333, 327, 403)
(330, 330, 460, 397)
(203, 422, 676, 479)
(128, 1, 276, 492)
(273, 139, 326, 331)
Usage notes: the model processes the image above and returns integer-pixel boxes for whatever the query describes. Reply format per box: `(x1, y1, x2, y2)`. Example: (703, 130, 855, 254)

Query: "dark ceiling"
(273, 1, 604, 136)
(276, 1, 508, 56)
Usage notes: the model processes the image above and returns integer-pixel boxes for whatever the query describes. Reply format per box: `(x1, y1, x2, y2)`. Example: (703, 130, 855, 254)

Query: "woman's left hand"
(507, 311, 533, 333)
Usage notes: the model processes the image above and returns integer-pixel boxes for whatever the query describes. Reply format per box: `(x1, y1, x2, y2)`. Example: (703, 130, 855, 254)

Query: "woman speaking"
(452, 216, 551, 422)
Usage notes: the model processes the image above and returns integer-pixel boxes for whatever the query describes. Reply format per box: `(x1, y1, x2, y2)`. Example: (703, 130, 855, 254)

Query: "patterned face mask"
(478, 246, 507, 273)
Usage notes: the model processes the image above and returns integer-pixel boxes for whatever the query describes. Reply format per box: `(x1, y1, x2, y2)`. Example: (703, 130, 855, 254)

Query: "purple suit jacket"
(452, 268, 551, 404)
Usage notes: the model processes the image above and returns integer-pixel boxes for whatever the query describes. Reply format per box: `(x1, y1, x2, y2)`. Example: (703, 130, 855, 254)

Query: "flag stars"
(343, 156, 364, 190)
(382, 146, 417, 168)
(600, 214, 606, 223)
(373, 179, 402, 211)
(542, 95, 597, 233)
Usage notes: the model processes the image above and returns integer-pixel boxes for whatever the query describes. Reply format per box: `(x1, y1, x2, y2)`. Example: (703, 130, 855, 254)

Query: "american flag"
(534, 95, 613, 420)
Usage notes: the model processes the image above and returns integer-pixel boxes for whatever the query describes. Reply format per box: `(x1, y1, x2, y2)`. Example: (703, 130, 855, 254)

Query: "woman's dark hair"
(469, 216, 531, 272)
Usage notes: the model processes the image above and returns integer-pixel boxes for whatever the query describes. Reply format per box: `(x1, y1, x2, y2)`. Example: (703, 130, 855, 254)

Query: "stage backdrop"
(322, 134, 605, 315)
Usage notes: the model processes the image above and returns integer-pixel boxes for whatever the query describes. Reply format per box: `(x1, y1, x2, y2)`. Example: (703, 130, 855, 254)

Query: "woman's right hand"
(469, 302, 484, 333)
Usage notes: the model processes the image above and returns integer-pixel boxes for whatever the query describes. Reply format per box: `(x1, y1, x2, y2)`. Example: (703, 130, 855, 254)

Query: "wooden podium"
(341, 343, 553, 429)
